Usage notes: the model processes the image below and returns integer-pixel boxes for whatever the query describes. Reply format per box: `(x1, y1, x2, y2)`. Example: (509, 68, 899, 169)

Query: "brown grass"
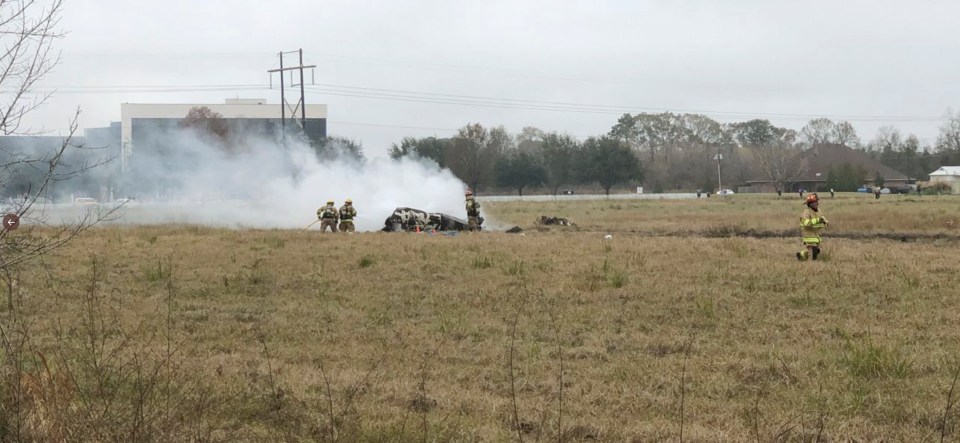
(2, 196, 960, 441)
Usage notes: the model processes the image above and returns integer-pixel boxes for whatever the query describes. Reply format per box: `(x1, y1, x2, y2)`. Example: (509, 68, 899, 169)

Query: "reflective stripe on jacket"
(465, 198, 480, 216)
(800, 208, 826, 244)
(339, 205, 357, 220)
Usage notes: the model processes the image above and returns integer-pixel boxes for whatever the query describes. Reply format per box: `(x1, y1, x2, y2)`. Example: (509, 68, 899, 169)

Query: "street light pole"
(715, 153, 723, 192)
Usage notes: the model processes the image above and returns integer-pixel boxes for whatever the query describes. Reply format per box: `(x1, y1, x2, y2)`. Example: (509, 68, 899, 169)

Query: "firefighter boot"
(812, 246, 821, 261)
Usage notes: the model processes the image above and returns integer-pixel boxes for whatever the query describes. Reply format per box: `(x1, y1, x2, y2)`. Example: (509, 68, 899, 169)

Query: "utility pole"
(268, 49, 316, 136)
(714, 152, 723, 192)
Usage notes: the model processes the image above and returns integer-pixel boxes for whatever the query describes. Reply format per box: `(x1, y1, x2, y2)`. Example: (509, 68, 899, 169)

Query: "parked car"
(74, 197, 98, 206)
(716, 189, 735, 195)
(115, 197, 139, 207)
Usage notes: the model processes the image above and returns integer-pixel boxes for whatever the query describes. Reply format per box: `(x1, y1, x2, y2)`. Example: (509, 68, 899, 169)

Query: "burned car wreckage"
(382, 207, 483, 232)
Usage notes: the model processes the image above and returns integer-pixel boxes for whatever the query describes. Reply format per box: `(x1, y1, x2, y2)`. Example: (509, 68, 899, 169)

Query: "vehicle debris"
(382, 207, 482, 232)
(536, 216, 575, 227)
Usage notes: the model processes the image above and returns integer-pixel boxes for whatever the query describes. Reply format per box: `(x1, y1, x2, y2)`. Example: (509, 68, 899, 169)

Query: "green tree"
(874, 171, 885, 188)
(581, 136, 642, 195)
(516, 126, 545, 155)
(540, 132, 579, 194)
(445, 123, 490, 192)
(901, 134, 919, 180)
(495, 152, 546, 196)
(728, 119, 794, 147)
(388, 136, 448, 167)
(826, 162, 869, 192)
(313, 136, 365, 163)
(444, 124, 514, 192)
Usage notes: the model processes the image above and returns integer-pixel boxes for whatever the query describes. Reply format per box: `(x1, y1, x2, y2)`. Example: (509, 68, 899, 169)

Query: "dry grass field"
(3, 193, 960, 442)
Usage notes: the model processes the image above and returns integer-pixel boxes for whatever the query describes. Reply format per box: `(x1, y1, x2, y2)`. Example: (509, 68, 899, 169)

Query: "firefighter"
(796, 193, 828, 261)
(874, 186, 882, 200)
(317, 200, 338, 233)
(338, 199, 357, 233)
(465, 189, 481, 231)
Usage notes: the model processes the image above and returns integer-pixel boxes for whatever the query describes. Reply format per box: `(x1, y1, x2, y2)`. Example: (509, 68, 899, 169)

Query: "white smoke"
(90, 129, 471, 231)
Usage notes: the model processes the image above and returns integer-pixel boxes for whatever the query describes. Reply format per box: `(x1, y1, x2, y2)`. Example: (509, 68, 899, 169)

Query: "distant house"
(928, 166, 960, 193)
(744, 143, 909, 193)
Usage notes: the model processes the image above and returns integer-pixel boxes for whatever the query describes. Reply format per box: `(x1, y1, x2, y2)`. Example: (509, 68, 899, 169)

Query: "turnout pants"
(320, 219, 338, 232)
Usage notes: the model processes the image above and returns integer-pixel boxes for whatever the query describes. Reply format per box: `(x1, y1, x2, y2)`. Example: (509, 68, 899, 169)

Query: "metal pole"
(299, 49, 306, 130)
(716, 154, 722, 192)
(279, 51, 285, 133)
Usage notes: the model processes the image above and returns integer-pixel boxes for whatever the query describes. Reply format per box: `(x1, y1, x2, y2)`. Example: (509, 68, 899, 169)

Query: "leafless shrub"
(0, 256, 222, 441)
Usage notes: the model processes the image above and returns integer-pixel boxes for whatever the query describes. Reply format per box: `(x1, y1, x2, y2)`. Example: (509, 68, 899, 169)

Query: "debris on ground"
(382, 207, 483, 232)
(536, 215, 576, 227)
(506, 226, 523, 233)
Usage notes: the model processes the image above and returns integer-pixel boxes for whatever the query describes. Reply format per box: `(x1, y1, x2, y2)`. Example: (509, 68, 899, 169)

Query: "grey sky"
(27, 0, 960, 155)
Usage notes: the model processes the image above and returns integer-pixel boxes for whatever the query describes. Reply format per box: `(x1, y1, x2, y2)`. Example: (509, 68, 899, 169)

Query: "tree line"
(384, 112, 960, 195)
(389, 124, 641, 195)
(6, 108, 960, 199)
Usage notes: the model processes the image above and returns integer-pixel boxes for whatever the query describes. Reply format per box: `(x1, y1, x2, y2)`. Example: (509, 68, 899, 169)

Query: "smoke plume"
(30, 128, 473, 231)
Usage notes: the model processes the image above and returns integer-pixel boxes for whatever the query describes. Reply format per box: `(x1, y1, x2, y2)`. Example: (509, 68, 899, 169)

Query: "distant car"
(74, 197, 98, 206)
(562, 190, 575, 195)
(857, 187, 871, 193)
(880, 188, 891, 194)
(716, 189, 735, 195)
(115, 197, 138, 207)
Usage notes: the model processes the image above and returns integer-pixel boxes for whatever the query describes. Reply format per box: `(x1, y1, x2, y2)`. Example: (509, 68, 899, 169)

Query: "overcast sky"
(24, 0, 960, 156)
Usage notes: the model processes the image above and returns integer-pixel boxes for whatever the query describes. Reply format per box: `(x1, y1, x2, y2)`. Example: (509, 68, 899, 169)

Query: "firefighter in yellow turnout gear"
(465, 189, 481, 231)
(797, 193, 828, 261)
(317, 200, 338, 233)
(339, 199, 357, 233)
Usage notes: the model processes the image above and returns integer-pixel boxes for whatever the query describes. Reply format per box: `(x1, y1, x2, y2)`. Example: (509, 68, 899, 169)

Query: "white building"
(928, 166, 960, 193)
(120, 98, 328, 170)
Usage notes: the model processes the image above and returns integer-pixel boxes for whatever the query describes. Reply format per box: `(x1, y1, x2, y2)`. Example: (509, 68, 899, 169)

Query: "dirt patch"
(694, 227, 960, 243)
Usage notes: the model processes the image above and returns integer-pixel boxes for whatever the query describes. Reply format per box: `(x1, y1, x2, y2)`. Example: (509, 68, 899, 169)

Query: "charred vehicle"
(382, 207, 483, 232)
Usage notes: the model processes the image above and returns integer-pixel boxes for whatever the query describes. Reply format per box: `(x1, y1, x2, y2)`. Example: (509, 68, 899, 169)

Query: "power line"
(61, 52, 276, 59)
(14, 81, 956, 122)
(329, 120, 458, 132)
(14, 85, 268, 94)
(304, 84, 951, 122)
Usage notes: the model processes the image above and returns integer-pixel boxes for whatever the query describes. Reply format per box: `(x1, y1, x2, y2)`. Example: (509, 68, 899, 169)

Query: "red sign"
(2, 214, 20, 231)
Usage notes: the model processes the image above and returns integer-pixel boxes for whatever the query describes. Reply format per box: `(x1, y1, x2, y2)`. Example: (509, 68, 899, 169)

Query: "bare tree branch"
(0, 2, 117, 276)
(750, 141, 808, 191)
(1, 0, 65, 136)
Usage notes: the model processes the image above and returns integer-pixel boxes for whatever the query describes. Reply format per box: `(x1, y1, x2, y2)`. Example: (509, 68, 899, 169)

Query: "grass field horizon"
(2, 195, 960, 441)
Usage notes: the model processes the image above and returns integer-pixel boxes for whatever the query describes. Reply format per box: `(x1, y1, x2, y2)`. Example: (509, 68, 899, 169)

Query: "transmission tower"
(267, 49, 316, 134)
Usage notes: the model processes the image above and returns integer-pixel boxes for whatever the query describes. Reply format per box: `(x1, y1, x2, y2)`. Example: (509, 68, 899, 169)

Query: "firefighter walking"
(339, 199, 357, 233)
(465, 189, 481, 231)
(797, 193, 828, 261)
(317, 200, 339, 233)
